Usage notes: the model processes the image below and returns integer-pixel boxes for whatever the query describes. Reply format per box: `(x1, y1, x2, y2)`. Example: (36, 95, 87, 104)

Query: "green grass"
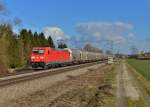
(127, 59, 150, 80)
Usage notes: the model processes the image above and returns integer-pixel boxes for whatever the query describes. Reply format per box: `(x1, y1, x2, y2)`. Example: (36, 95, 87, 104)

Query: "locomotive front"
(31, 47, 47, 68)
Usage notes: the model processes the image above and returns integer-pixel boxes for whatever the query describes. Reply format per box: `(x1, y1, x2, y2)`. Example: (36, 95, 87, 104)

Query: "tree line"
(0, 24, 67, 70)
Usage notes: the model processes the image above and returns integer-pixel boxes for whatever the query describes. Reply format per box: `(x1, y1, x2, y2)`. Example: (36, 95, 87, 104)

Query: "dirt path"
(116, 61, 150, 107)
(116, 63, 127, 107)
(3, 64, 116, 107)
(123, 63, 140, 101)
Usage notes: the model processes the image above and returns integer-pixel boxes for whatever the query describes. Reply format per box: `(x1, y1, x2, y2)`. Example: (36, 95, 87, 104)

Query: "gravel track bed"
(2, 64, 115, 107)
(0, 63, 104, 106)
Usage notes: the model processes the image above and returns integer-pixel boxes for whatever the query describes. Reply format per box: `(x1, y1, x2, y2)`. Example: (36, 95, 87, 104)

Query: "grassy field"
(127, 59, 150, 80)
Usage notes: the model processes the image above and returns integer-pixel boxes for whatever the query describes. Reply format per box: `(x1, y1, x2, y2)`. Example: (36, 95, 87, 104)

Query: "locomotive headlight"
(39, 56, 44, 59)
(31, 56, 35, 59)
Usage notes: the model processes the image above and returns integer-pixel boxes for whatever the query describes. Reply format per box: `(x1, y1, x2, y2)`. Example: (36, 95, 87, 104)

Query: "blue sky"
(2, 0, 150, 53)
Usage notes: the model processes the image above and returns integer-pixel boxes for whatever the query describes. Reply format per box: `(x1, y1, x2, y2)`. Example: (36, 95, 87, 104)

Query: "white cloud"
(128, 33, 135, 38)
(108, 36, 126, 44)
(43, 26, 72, 47)
(42, 22, 134, 50)
(75, 21, 133, 46)
(43, 27, 70, 44)
(43, 27, 64, 39)
(126, 33, 135, 45)
(114, 22, 133, 30)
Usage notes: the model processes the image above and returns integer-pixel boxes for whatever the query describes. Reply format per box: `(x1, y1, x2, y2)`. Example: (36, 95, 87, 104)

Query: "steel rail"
(0, 61, 106, 87)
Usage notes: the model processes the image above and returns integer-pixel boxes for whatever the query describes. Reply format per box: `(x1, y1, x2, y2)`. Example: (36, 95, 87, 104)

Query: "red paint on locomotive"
(31, 47, 71, 68)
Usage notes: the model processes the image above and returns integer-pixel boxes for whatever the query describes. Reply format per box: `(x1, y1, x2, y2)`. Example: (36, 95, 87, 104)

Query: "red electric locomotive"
(31, 47, 71, 69)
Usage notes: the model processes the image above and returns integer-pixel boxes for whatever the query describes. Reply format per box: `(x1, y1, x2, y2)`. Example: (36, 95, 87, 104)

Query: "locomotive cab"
(31, 47, 50, 68)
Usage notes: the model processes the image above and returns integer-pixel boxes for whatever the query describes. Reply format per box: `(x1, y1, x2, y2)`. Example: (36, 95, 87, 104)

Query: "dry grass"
(127, 96, 146, 107)
(0, 60, 8, 74)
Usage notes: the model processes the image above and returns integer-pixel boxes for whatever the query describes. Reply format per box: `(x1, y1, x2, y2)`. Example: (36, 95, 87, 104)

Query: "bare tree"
(0, 0, 7, 15)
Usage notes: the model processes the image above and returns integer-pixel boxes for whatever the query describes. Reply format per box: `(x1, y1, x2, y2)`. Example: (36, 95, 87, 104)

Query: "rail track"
(0, 61, 106, 87)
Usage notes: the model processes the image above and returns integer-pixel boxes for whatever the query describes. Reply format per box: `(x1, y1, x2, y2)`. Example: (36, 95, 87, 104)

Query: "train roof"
(32, 47, 70, 51)
(32, 47, 53, 50)
(32, 47, 103, 54)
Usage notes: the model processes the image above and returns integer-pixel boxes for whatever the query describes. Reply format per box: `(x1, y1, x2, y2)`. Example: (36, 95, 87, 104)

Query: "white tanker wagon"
(107, 56, 114, 64)
(69, 49, 107, 63)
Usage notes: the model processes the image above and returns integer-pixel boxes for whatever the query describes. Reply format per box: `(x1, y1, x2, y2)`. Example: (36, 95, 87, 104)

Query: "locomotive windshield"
(32, 50, 45, 54)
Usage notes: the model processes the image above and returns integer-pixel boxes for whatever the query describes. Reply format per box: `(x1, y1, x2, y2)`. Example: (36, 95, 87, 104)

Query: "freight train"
(30, 47, 107, 69)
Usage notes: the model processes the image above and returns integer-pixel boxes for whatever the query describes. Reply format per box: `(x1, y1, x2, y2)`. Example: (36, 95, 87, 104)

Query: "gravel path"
(123, 63, 139, 101)
(116, 61, 150, 107)
(116, 63, 127, 107)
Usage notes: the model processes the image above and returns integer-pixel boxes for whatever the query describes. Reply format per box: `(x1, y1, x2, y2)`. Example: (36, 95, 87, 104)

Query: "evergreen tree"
(28, 30, 34, 47)
(39, 32, 49, 46)
(63, 43, 68, 48)
(48, 36, 55, 48)
(33, 32, 40, 46)
(58, 43, 68, 49)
